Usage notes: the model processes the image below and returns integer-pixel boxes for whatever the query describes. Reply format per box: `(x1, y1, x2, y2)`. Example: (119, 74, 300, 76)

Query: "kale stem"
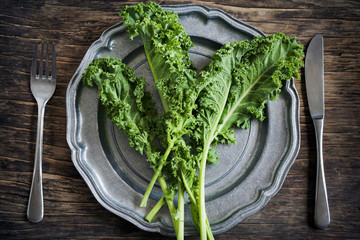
(158, 175, 179, 235)
(182, 168, 214, 239)
(145, 196, 165, 222)
(143, 147, 179, 234)
(198, 140, 211, 240)
(205, 214, 214, 240)
(177, 183, 185, 240)
(140, 162, 164, 207)
(141, 141, 174, 207)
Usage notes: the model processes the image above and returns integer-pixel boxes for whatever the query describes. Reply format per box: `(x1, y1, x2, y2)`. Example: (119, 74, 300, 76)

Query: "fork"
(27, 42, 56, 223)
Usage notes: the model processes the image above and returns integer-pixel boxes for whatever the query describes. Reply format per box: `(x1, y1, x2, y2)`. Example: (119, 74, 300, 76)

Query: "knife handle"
(313, 118, 330, 228)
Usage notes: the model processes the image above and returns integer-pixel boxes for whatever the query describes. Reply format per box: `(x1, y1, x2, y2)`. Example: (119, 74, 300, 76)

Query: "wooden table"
(1, 0, 359, 239)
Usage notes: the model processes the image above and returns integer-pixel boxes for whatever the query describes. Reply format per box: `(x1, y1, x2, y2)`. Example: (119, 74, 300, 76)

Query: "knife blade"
(305, 34, 330, 229)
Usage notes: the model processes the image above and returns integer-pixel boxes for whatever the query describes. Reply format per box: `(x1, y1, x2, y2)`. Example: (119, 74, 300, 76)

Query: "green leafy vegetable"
(193, 33, 304, 238)
(119, 2, 212, 238)
(83, 2, 304, 240)
(120, 1, 200, 113)
(82, 57, 157, 155)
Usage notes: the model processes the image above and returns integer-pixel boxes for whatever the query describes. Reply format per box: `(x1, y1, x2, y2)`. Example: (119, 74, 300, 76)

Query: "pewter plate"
(66, 4, 300, 236)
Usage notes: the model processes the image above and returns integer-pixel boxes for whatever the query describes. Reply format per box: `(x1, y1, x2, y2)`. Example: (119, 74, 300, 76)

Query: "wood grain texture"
(1, 0, 359, 239)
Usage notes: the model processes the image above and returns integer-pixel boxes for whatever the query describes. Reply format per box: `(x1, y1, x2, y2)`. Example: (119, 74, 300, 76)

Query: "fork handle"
(27, 101, 46, 223)
(313, 118, 330, 228)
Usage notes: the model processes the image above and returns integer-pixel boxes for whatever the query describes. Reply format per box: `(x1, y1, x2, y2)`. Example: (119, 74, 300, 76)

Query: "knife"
(305, 34, 330, 228)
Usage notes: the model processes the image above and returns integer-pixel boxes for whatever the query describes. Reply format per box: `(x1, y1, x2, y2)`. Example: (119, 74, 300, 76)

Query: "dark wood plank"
(1, 0, 359, 239)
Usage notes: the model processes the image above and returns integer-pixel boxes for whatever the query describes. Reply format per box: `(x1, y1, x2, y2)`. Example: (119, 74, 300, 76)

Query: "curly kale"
(83, 2, 304, 240)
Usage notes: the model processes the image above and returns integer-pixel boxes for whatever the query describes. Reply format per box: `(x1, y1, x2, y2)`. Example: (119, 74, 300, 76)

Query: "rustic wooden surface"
(1, 0, 359, 239)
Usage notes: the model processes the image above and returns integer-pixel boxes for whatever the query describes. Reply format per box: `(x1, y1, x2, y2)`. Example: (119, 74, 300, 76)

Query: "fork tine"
(51, 42, 57, 81)
(45, 42, 50, 79)
(39, 42, 44, 77)
(31, 42, 38, 77)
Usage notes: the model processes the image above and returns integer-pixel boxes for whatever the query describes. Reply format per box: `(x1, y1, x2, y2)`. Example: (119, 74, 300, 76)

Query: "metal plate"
(66, 4, 300, 236)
